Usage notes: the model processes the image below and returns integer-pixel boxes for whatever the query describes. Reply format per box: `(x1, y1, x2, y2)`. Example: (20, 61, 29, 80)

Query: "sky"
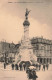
(0, 0, 52, 44)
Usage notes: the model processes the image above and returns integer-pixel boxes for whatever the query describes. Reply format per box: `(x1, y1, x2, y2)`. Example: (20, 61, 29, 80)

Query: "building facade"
(0, 41, 20, 63)
(31, 37, 52, 64)
(0, 37, 52, 64)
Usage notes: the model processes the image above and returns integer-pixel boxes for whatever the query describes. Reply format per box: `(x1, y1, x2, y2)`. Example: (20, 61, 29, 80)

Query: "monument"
(16, 9, 37, 65)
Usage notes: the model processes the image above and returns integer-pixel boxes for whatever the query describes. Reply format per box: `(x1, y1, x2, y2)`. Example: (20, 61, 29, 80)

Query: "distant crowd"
(3, 62, 49, 71)
(11, 63, 26, 71)
(3, 62, 50, 80)
(3, 62, 27, 71)
(33, 63, 49, 71)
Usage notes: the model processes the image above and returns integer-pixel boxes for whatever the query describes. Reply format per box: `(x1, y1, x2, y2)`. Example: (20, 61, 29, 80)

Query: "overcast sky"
(0, 0, 52, 43)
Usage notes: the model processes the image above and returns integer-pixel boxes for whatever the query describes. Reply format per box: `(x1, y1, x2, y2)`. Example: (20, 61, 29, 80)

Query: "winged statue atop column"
(25, 8, 31, 20)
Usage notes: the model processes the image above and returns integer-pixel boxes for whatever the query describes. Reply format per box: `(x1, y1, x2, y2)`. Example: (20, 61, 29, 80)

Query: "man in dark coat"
(39, 63, 41, 70)
(15, 64, 18, 70)
(43, 64, 46, 71)
(32, 70, 38, 80)
(19, 64, 22, 71)
(28, 70, 33, 79)
(46, 63, 49, 70)
(23, 64, 26, 70)
(36, 64, 38, 70)
(28, 70, 38, 80)
(4, 63, 6, 69)
(11, 63, 14, 70)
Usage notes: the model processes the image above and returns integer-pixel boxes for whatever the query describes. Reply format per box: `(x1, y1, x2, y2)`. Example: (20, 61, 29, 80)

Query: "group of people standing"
(42, 63, 49, 71)
(11, 63, 26, 71)
(32, 63, 49, 71)
(4, 62, 49, 71)
(35, 63, 41, 70)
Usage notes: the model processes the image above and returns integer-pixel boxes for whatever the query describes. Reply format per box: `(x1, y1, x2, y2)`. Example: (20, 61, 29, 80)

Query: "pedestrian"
(23, 64, 26, 70)
(28, 69, 33, 79)
(16, 64, 18, 70)
(43, 64, 46, 71)
(32, 70, 38, 80)
(4, 63, 6, 69)
(36, 64, 38, 71)
(11, 63, 14, 70)
(39, 63, 41, 70)
(19, 64, 22, 71)
(15, 64, 18, 70)
(46, 63, 49, 70)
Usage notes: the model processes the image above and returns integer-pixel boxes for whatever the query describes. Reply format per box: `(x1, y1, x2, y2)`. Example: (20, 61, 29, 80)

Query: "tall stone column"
(24, 26, 29, 41)
(16, 9, 37, 64)
(23, 9, 30, 47)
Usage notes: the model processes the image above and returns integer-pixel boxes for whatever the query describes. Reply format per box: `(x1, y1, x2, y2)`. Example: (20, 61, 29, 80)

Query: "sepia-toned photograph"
(0, 0, 52, 80)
